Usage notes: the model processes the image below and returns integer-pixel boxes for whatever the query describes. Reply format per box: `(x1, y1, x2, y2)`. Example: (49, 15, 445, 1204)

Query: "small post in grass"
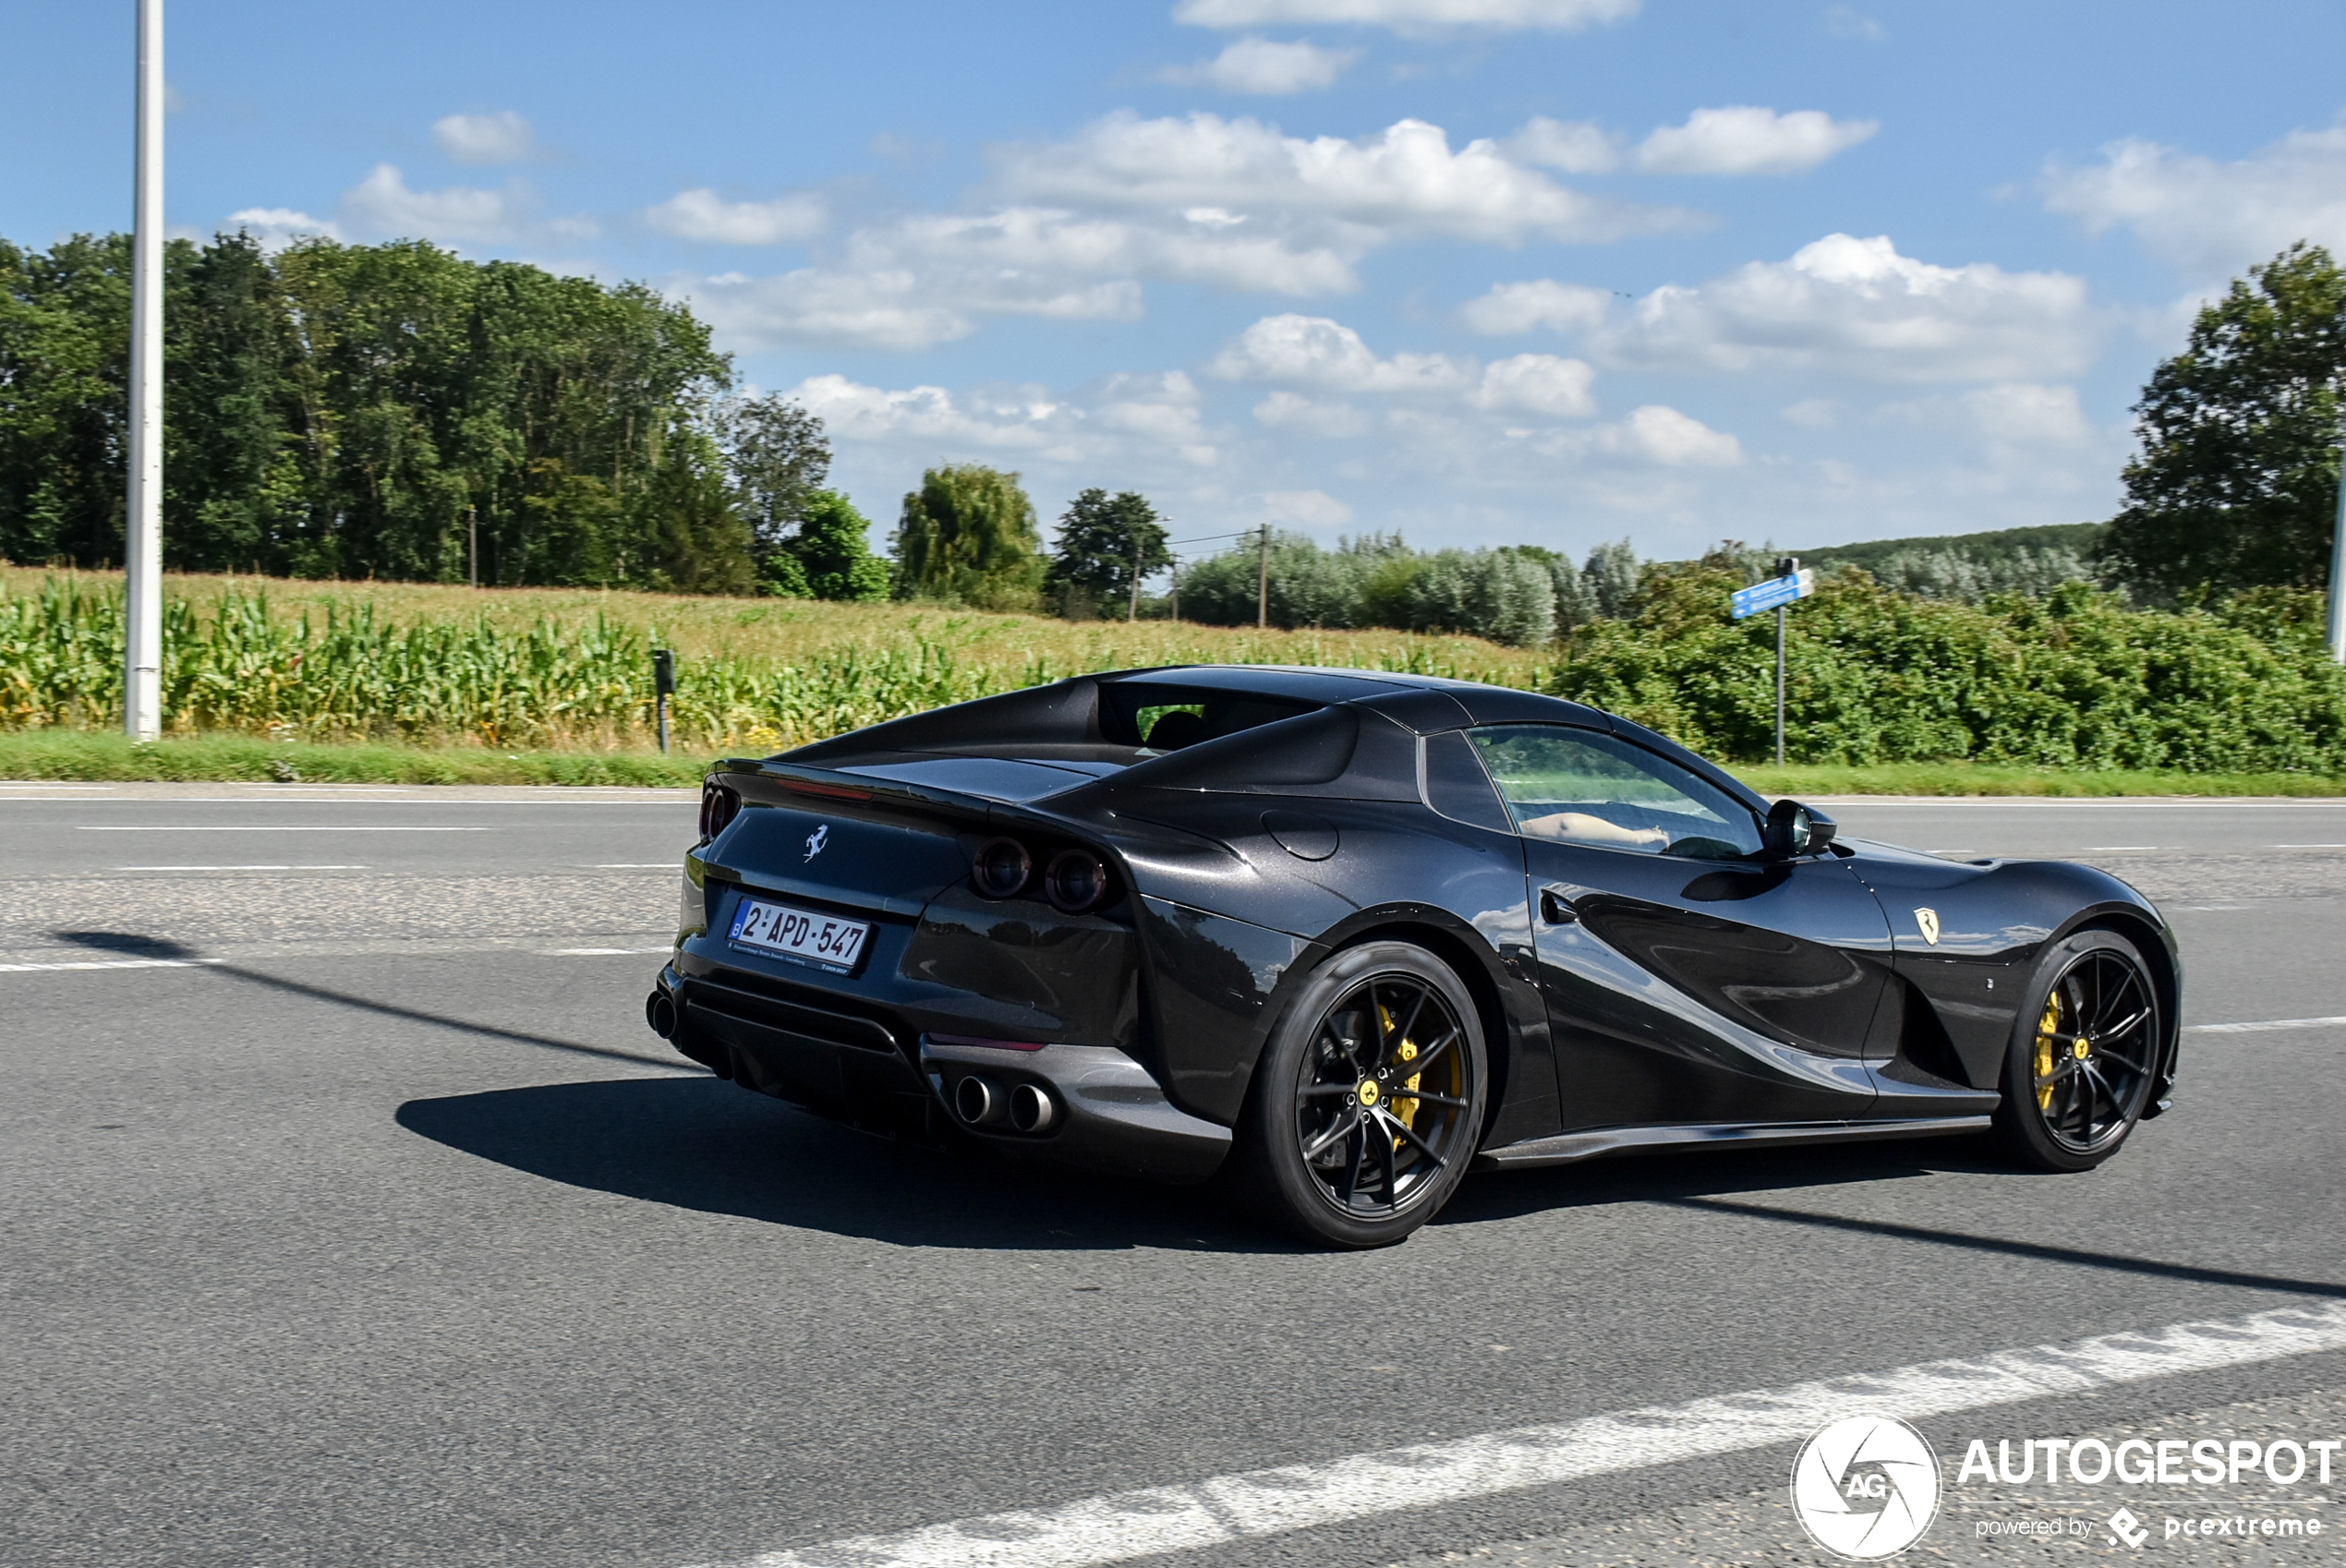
(651, 649, 676, 754)
(1729, 556, 1816, 768)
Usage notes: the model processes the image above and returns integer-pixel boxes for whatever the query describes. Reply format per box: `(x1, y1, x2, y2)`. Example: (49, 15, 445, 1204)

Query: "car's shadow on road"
(397, 1077, 2042, 1260)
(395, 1076, 1282, 1252)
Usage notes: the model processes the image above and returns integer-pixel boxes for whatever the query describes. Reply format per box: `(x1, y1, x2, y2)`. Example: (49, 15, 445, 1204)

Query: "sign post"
(1730, 558, 1816, 767)
(651, 649, 676, 754)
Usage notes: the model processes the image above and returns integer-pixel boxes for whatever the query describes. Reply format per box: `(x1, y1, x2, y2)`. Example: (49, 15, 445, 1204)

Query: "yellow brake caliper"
(2033, 993, 2062, 1112)
(1381, 1004, 1421, 1149)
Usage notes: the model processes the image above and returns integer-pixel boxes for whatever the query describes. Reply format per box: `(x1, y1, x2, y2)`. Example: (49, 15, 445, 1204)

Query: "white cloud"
(1162, 37, 1361, 93)
(1095, 371, 1219, 464)
(1875, 383, 2098, 449)
(687, 250, 1144, 353)
(225, 207, 345, 250)
(2042, 121, 2346, 278)
(1471, 353, 1597, 416)
(1634, 107, 1877, 176)
(790, 374, 1069, 453)
(1212, 313, 1474, 392)
(1252, 391, 1371, 436)
(1595, 234, 2098, 382)
(1262, 488, 1356, 526)
(1506, 116, 1621, 174)
(1779, 397, 1843, 430)
(336, 163, 594, 246)
(431, 111, 538, 166)
(1460, 278, 1612, 334)
(644, 188, 827, 245)
(1594, 404, 1742, 466)
(992, 112, 1694, 246)
(1173, 0, 1641, 33)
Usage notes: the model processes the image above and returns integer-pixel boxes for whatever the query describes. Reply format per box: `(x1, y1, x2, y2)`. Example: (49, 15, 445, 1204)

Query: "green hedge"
(1547, 566, 2346, 771)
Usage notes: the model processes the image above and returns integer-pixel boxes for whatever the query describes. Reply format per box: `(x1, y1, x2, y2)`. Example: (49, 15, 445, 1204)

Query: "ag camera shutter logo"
(1791, 1417, 1942, 1560)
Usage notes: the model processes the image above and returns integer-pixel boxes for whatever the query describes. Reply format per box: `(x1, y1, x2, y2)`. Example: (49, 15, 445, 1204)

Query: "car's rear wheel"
(1995, 929, 2160, 1172)
(1235, 941, 1487, 1248)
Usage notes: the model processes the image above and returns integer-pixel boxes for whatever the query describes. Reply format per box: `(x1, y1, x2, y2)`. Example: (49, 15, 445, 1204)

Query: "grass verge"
(1738, 763, 2346, 798)
(0, 731, 708, 787)
(3, 733, 2342, 796)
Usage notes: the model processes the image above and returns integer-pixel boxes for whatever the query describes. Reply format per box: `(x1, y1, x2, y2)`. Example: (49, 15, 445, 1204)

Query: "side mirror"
(1765, 799, 1838, 858)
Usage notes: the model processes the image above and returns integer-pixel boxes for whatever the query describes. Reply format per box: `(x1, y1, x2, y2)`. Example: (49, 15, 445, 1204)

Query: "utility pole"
(123, 0, 164, 742)
(2330, 411, 2346, 662)
(1256, 524, 1270, 629)
(1774, 555, 1796, 767)
(1128, 533, 1141, 622)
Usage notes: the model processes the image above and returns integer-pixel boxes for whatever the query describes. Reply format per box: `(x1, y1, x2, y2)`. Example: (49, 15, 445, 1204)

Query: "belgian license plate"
(726, 896, 872, 972)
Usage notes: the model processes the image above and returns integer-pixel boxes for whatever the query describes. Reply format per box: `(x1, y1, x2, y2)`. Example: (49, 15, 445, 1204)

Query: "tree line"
(0, 231, 880, 599)
(6, 228, 2338, 630)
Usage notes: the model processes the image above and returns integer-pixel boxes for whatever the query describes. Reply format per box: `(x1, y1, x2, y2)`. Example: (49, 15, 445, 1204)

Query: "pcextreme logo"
(1792, 1417, 1943, 1560)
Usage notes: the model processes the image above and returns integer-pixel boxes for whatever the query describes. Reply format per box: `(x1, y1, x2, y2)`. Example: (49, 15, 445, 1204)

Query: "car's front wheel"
(1995, 929, 2161, 1172)
(1234, 941, 1488, 1248)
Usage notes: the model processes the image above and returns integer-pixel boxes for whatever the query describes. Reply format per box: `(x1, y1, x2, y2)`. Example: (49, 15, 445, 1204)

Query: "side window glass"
(1467, 725, 1761, 860)
(1421, 730, 1514, 833)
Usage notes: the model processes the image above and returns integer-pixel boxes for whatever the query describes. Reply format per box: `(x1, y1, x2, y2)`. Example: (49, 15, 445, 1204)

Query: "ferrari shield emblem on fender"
(1915, 908, 1941, 946)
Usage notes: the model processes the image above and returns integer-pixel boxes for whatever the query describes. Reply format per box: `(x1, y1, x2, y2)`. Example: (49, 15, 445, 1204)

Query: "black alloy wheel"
(1237, 941, 1487, 1248)
(1997, 929, 2161, 1172)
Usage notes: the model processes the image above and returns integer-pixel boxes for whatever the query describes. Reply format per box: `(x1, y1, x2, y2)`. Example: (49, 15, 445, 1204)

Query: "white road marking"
(542, 947, 672, 956)
(2188, 1015, 2346, 1034)
(115, 864, 369, 872)
(697, 1301, 2346, 1568)
(2275, 843, 2346, 848)
(0, 958, 223, 974)
(75, 825, 489, 832)
(2080, 845, 2158, 851)
(585, 863, 680, 869)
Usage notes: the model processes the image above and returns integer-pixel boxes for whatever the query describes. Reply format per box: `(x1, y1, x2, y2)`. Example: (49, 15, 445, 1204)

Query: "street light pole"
(124, 0, 165, 741)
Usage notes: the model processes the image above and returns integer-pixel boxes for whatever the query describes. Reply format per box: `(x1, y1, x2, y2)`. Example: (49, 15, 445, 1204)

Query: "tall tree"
(0, 233, 133, 568)
(2101, 243, 2346, 600)
(1048, 488, 1169, 618)
(788, 489, 889, 601)
(717, 393, 830, 584)
(891, 464, 1044, 609)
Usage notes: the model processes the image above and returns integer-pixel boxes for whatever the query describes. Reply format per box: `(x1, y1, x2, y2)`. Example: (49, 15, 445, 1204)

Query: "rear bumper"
(919, 1036, 1230, 1185)
(652, 965, 1230, 1183)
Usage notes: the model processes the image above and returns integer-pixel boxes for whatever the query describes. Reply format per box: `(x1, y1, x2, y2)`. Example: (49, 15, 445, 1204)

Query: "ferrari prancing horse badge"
(1915, 908, 1941, 946)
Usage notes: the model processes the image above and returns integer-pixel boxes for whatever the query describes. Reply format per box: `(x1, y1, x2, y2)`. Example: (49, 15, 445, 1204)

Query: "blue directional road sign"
(1731, 568, 1817, 620)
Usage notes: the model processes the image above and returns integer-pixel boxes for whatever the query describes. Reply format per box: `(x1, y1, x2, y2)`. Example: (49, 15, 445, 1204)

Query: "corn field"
(0, 574, 1543, 751)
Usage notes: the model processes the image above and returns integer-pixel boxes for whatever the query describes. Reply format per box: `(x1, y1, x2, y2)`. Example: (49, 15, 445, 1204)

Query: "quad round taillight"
(1044, 849, 1113, 913)
(972, 837, 1033, 899)
(698, 779, 741, 843)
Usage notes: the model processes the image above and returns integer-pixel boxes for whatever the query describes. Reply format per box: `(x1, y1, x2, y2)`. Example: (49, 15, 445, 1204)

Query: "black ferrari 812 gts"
(647, 665, 2179, 1247)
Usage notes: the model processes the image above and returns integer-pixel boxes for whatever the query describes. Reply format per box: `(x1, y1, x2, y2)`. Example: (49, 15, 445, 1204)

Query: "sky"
(9, 0, 2346, 568)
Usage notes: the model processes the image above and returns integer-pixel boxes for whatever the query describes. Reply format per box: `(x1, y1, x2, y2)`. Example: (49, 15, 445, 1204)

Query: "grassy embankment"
(4, 566, 2342, 795)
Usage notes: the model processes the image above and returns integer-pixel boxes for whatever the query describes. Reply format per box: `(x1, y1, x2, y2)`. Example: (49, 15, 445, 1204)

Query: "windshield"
(1467, 725, 1760, 860)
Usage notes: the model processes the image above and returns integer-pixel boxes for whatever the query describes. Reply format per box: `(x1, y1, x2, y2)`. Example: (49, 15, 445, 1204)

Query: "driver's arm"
(1518, 811, 1669, 850)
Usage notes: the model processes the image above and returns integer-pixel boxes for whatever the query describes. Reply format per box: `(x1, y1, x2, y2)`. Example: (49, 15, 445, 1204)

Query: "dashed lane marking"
(75, 825, 489, 832)
(2188, 1015, 2346, 1034)
(0, 958, 224, 974)
(115, 864, 369, 872)
(695, 1301, 2346, 1568)
(541, 947, 673, 956)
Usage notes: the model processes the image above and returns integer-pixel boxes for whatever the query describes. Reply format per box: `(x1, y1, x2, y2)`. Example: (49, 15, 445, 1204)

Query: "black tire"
(1233, 941, 1488, 1248)
(1994, 929, 2161, 1173)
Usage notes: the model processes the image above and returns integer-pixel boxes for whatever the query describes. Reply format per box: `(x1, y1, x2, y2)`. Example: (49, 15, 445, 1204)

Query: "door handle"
(1539, 887, 1578, 924)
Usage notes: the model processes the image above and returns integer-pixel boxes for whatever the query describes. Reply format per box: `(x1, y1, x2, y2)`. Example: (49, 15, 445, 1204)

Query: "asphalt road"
(3, 784, 2342, 1568)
